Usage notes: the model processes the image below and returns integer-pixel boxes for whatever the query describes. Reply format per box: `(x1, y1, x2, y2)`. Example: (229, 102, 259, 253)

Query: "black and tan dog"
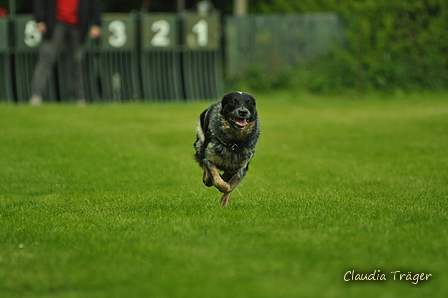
(194, 92, 260, 206)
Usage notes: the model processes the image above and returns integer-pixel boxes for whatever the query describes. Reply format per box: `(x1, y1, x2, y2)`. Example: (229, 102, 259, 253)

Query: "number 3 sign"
(108, 20, 127, 48)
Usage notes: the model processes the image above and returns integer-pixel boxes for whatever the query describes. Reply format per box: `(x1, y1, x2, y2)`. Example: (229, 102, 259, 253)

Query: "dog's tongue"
(235, 118, 248, 127)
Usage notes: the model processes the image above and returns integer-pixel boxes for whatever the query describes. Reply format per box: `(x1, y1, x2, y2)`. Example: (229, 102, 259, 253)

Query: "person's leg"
(30, 22, 65, 103)
(66, 25, 85, 102)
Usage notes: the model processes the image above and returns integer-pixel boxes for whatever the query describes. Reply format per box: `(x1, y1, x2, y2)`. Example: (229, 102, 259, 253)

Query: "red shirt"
(56, 0, 80, 26)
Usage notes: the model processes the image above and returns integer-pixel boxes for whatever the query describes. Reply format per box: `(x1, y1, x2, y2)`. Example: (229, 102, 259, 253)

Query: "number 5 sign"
(24, 20, 42, 48)
(13, 16, 43, 50)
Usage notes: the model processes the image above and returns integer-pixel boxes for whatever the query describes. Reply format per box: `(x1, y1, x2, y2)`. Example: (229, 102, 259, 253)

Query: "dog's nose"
(238, 109, 248, 117)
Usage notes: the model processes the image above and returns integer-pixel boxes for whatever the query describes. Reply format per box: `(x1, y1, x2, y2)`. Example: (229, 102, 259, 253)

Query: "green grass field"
(1, 91, 447, 298)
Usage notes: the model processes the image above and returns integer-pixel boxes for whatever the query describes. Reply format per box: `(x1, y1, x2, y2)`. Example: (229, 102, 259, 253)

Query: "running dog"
(194, 92, 260, 206)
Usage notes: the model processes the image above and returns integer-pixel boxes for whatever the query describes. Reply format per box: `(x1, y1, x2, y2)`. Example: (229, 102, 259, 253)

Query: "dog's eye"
(230, 99, 237, 105)
(246, 100, 255, 106)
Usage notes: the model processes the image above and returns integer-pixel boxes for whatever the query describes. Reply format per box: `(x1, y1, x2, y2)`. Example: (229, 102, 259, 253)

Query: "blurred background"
(0, 0, 447, 102)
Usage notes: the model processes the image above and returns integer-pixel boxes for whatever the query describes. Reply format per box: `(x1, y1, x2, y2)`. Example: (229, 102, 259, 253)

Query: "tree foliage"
(244, 0, 448, 91)
(337, 0, 448, 90)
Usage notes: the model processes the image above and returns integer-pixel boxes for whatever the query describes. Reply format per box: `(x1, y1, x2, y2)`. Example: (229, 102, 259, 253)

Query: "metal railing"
(0, 13, 223, 103)
(0, 17, 13, 102)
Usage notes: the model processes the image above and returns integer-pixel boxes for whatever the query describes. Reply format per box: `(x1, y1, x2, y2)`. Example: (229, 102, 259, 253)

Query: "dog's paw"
(220, 192, 232, 207)
(214, 182, 232, 193)
(202, 167, 213, 187)
(203, 178, 213, 187)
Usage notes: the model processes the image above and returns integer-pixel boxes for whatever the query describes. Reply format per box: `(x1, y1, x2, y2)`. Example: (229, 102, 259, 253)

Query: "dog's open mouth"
(229, 117, 249, 128)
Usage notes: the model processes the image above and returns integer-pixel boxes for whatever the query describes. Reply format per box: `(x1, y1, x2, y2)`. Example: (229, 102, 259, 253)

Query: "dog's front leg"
(205, 162, 232, 193)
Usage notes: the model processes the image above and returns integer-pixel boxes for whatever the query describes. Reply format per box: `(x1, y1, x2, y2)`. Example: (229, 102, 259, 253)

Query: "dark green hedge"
(250, 0, 448, 92)
(344, 0, 448, 91)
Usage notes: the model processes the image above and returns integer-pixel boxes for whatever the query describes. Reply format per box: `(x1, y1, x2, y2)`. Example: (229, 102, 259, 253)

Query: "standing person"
(29, 0, 102, 106)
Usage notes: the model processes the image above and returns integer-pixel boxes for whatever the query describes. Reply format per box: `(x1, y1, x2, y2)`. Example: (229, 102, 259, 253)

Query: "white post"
(234, 0, 247, 16)
(177, 0, 185, 12)
(10, 0, 16, 17)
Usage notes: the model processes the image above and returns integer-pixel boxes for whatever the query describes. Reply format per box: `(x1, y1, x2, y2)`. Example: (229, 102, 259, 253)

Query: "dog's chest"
(205, 143, 253, 172)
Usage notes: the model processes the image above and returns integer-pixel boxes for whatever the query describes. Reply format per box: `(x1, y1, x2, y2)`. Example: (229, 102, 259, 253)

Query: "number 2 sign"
(142, 15, 177, 49)
(151, 19, 171, 47)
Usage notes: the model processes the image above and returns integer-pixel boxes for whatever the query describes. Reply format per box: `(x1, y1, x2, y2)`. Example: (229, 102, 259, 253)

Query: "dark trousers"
(31, 21, 84, 100)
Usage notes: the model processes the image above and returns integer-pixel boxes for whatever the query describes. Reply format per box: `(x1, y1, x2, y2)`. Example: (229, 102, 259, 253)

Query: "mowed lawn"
(0, 92, 447, 298)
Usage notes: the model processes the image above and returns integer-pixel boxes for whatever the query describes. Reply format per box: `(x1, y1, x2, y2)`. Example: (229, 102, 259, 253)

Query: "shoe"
(29, 95, 43, 106)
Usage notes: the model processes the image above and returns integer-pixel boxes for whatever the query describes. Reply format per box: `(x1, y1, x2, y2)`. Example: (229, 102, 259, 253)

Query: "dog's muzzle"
(228, 108, 251, 129)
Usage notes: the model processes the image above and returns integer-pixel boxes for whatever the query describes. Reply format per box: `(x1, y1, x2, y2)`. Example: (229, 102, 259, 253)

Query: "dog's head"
(221, 92, 257, 130)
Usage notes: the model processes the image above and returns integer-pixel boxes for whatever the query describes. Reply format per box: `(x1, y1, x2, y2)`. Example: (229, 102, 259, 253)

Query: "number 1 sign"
(183, 15, 219, 50)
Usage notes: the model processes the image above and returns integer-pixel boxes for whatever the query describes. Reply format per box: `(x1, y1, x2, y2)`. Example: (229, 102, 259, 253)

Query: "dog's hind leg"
(226, 167, 247, 192)
(220, 192, 232, 207)
(202, 165, 213, 187)
(219, 169, 247, 207)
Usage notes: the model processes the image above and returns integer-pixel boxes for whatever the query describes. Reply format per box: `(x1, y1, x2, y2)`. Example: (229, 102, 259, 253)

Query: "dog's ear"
(244, 93, 257, 121)
(221, 92, 237, 115)
(221, 92, 236, 107)
(245, 93, 256, 107)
